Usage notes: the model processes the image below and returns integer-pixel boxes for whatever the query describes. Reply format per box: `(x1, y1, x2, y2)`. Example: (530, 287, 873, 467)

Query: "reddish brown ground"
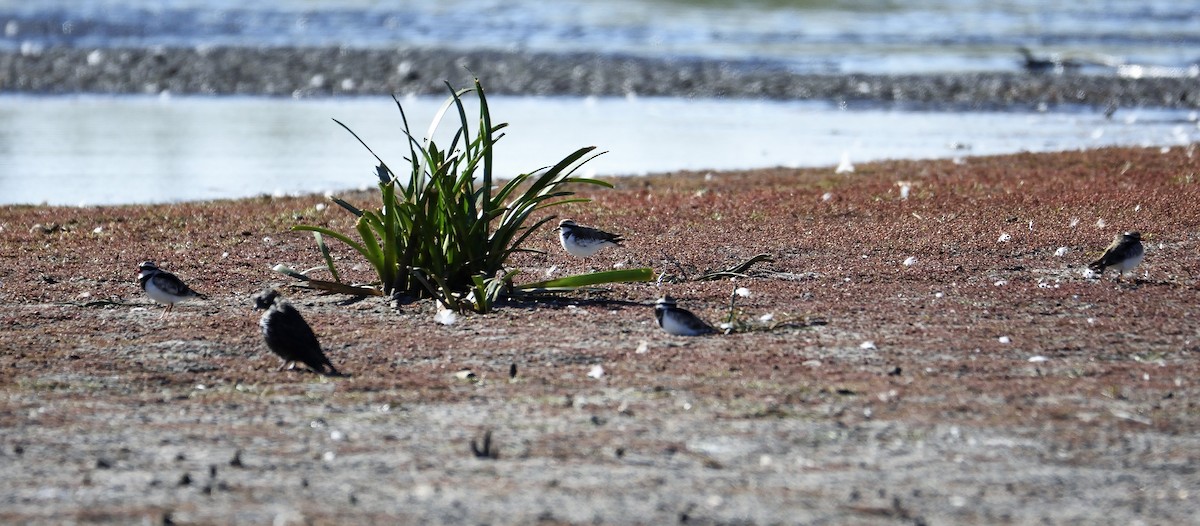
(2, 146, 1199, 524)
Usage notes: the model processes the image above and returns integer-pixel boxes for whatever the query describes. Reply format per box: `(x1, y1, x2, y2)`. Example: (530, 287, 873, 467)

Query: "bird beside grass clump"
(137, 261, 207, 318)
(1089, 231, 1144, 282)
(253, 288, 341, 376)
(557, 219, 624, 258)
(654, 296, 715, 336)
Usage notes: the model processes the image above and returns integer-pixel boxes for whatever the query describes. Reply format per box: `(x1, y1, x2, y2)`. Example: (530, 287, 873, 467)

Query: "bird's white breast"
(660, 309, 708, 336)
(560, 232, 610, 257)
(1114, 250, 1144, 273)
(144, 276, 181, 305)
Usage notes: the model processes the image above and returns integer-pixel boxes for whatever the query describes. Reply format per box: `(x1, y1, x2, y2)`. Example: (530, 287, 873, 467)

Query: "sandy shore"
(2, 145, 1199, 523)
(2, 46, 1199, 109)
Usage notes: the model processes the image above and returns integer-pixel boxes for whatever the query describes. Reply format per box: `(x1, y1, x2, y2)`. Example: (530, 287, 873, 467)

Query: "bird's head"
(655, 296, 677, 310)
(1124, 231, 1142, 242)
(136, 261, 160, 283)
(253, 288, 281, 310)
(556, 219, 577, 232)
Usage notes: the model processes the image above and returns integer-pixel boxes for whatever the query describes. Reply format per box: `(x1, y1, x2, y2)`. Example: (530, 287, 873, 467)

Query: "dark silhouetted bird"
(253, 288, 341, 376)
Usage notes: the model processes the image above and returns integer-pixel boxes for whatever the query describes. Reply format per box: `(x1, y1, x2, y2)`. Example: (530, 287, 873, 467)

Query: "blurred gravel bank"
(2, 46, 1197, 109)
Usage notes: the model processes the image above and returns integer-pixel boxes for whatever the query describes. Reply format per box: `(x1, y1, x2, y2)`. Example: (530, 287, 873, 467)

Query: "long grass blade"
(329, 196, 365, 217)
(392, 94, 426, 196)
(562, 177, 615, 188)
(314, 232, 342, 283)
(332, 118, 395, 181)
(293, 225, 369, 259)
(562, 150, 609, 178)
(475, 77, 495, 247)
(295, 279, 384, 296)
(517, 268, 654, 291)
(494, 215, 558, 261)
(446, 80, 472, 158)
(354, 217, 387, 288)
(425, 87, 473, 151)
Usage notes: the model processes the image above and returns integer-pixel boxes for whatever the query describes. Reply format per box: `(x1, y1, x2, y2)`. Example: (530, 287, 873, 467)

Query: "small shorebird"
(556, 219, 624, 258)
(137, 261, 206, 318)
(1089, 231, 1144, 281)
(1017, 46, 1081, 73)
(253, 288, 341, 376)
(654, 296, 715, 336)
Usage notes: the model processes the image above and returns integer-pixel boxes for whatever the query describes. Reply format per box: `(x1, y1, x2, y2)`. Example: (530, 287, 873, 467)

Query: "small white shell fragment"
(434, 308, 458, 326)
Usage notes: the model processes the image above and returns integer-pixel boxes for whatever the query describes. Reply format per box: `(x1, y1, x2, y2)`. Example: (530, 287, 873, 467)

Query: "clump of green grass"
(289, 77, 651, 312)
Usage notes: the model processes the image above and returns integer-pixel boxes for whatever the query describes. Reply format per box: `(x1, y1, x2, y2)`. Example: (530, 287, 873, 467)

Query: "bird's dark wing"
(678, 308, 715, 333)
(1089, 240, 1129, 270)
(579, 225, 624, 245)
(153, 271, 205, 298)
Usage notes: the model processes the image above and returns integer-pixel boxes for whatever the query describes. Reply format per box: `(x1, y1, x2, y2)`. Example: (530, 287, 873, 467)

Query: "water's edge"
(1, 94, 1195, 206)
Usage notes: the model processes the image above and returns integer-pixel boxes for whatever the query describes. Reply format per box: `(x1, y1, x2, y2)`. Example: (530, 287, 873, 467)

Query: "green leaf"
(314, 231, 341, 283)
(329, 196, 365, 217)
(332, 118, 395, 183)
(517, 268, 655, 291)
(354, 221, 381, 261)
(293, 225, 369, 260)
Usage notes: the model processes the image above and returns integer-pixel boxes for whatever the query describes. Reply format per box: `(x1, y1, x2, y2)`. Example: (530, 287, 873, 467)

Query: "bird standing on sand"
(137, 261, 206, 318)
(253, 288, 341, 376)
(557, 219, 625, 258)
(655, 296, 716, 336)
(1089, 231, 1144, 281)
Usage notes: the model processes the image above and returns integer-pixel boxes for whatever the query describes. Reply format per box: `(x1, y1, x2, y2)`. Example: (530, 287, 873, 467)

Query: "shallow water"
(0, 95, 1195, 206)
(0, 0, 1196, 75)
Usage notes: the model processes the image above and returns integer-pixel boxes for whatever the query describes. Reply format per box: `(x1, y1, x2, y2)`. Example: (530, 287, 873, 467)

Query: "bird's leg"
(277, 360, 291, 371)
